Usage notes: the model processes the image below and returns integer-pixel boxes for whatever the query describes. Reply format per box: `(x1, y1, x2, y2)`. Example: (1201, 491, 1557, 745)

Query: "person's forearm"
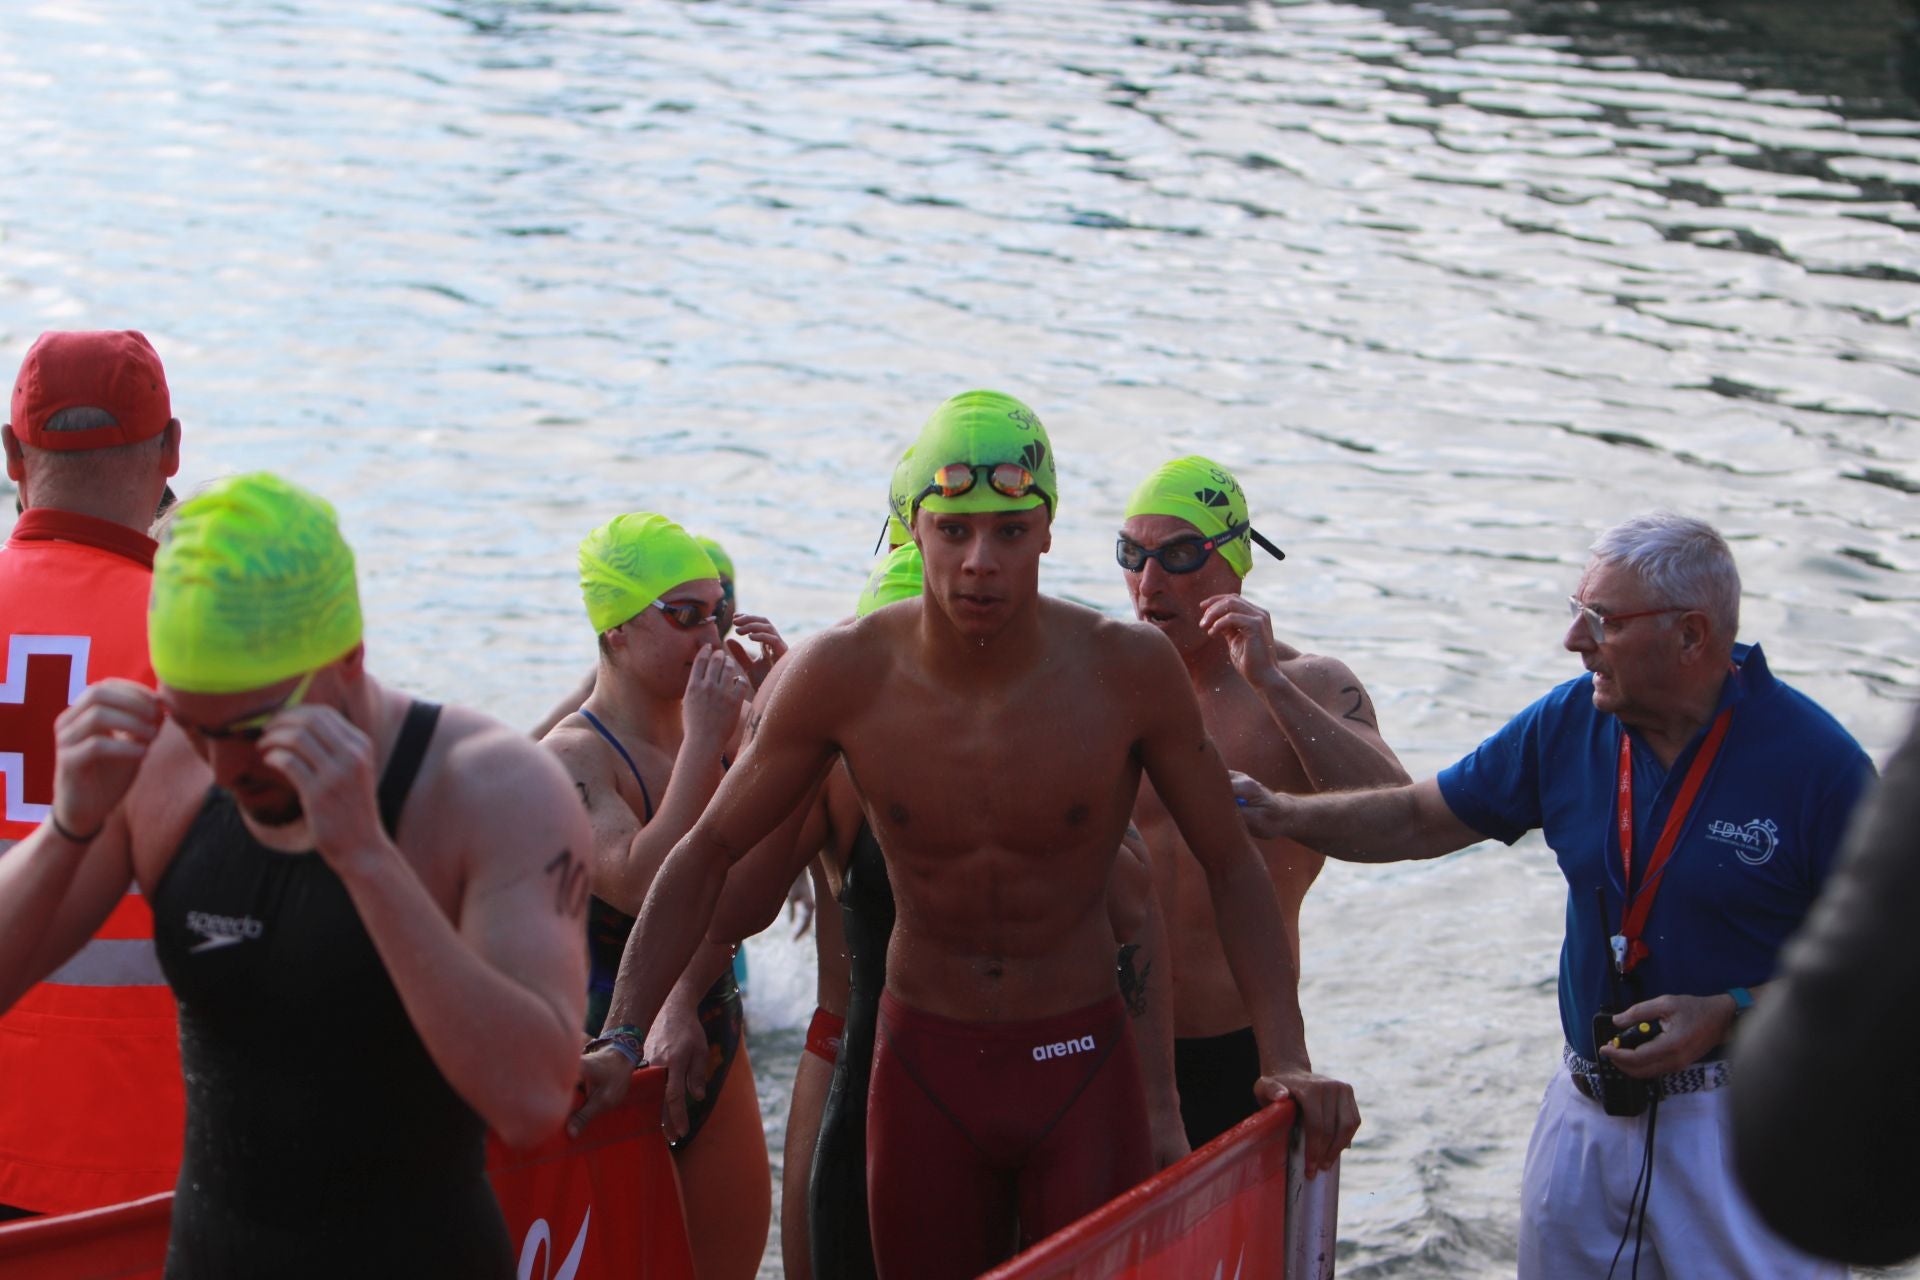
(602, 828, 733, 1046)
(1209, 854, 1310, 1073)
(595, 741, 727, 915)
(0, 824, 102, 1011)
(1120, 885, 1180, 1131)
(675, 939, 734, 1012)
(1275, 783, 1450, 862)
(1250, 668, 1409, 792)
(338, 845, 581, 1148)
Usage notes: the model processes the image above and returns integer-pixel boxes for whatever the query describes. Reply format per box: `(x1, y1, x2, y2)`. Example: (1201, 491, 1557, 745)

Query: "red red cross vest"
(0, 507, 183, 1213)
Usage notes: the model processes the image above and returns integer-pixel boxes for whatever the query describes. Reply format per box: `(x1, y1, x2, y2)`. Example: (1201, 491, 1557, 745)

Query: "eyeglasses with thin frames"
(1566, 597, 1691, 646)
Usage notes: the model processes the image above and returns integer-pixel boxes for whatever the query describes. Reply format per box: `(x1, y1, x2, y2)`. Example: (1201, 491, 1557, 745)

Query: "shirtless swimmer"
(574, 391, 1360, 1279)
(1122, 456, 1408, 1147)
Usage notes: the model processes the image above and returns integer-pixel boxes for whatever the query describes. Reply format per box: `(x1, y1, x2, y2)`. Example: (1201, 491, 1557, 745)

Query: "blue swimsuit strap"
(577, 707, 655, 822)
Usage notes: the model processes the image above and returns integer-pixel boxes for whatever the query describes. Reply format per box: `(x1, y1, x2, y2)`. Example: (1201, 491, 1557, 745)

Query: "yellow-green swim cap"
(883, 445, 916, 550)
(693, 535, 735, 585)
(149, 472, 363, 694)
(1125, 456, 1284, 578)
(856, 542, 924, 617)
(890, 391, 1056, 528)
(580, 513, 718, 633)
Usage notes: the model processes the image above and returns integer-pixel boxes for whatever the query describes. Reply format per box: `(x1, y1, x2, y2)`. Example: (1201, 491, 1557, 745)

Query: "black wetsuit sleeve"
(1731, 706, 1920, 1267)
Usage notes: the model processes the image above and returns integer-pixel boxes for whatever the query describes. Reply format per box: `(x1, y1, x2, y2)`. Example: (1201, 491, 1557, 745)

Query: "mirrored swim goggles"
(1115, 521, 1286, 574)
(912, 461, 1054, 519)
(651, 597, 726, 631)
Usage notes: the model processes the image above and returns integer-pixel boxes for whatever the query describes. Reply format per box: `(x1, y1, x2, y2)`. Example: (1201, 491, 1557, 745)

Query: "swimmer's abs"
(883, 916, 1124, 1022)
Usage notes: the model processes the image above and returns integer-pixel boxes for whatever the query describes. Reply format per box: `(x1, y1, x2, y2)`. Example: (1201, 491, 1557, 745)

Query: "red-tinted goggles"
(651, 597, 725, 630)
(913, 462, 1052, 519)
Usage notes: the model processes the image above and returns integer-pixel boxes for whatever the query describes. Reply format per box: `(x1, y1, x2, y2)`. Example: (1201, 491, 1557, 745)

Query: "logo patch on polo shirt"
(1706, 816, 1780, 866)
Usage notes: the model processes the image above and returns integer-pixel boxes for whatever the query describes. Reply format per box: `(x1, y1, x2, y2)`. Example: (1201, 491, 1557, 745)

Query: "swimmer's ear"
(335, 642, 368, 680)
(2, 424, 23, 483)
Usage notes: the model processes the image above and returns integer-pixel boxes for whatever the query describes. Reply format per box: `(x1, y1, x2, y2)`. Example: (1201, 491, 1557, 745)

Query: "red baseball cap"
(9, 330, 172, 451)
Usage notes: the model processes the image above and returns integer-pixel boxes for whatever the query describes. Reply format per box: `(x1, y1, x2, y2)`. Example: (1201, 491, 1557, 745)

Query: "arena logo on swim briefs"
(1032, 1034, 1097, 1062)
(1706, 816, 1781, 866)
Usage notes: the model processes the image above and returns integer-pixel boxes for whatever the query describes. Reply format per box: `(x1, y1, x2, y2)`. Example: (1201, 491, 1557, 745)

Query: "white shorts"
(1518, 1066, 1843, 1280)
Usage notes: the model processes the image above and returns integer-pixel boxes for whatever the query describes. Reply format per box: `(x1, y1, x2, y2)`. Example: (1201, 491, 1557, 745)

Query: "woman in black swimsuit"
(541, 512, 769, 1280)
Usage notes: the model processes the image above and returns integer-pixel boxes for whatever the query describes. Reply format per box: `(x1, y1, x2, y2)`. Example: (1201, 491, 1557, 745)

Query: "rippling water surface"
(2, 1, 1915, 1275)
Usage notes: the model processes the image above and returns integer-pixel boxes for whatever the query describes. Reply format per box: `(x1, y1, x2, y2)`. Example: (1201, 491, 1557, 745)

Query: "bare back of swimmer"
(577, 393, 1359, 1279)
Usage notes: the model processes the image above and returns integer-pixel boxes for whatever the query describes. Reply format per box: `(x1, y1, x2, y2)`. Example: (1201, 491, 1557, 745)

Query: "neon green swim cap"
(856, 542, 924, 617)
(149, 472, 363, 694)
(1124, 456, 1268, 577)
(693, 535, 735, 584)
(579, 513, 718, 634)
(883, 446, 916, 549)
(890, 391, 1057, 527)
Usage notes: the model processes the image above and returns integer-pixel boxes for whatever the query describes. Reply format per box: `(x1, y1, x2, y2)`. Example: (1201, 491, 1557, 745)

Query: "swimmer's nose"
(959, 531, 997, 576)
(205, 736, 260, 788)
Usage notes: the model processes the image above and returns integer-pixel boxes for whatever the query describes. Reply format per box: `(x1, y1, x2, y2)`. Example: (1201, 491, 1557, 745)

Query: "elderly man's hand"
(1227, 770, 1288, 841)
(1600, 993, 1736, 1079)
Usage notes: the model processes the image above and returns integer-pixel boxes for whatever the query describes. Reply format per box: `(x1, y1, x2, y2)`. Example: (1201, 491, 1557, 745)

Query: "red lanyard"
(1610, 707, 1732, 975)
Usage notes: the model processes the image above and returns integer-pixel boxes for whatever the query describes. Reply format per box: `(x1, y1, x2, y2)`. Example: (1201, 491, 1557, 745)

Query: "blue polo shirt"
(1437, 644, 1873, 1057)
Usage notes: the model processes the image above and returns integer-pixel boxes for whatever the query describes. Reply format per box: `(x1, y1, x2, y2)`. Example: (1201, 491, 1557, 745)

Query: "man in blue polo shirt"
(1232, 513, 1872, 1279)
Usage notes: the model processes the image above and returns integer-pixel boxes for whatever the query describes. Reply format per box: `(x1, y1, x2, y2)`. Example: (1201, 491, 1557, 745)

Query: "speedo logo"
(1032, 1034, 1097, 1062)
(186, 910, 264, 954)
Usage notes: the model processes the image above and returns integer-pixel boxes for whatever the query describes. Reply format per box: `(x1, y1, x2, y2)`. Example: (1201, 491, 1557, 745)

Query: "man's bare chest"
(840, 689, 1139, 855)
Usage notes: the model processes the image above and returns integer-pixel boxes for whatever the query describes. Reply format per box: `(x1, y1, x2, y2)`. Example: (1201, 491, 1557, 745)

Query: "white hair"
(1589, 513, 1740, 644)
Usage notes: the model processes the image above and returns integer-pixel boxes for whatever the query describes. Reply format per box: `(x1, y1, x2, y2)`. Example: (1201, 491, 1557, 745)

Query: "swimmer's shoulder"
(534, 710, 617, 785)
(751, 612, 901, 731)
(1276, 648, 1369, 706)
(410, 702, 592, 854)
(1045, 596, 1182, 672)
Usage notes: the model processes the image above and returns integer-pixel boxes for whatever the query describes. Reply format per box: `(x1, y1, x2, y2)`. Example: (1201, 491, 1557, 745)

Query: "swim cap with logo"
(149, 473, 363, 694)
(579, 513, 718, 634)
(891, 390, 1057, 526)
(1124, 455, 1281, 578)
(856, 542, 924, 617)
(883, 445, 916, 549)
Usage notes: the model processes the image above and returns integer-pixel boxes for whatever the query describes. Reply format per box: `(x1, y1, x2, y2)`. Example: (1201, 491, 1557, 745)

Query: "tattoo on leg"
(1340, 686, 1376, 728)
(543, 850, 590, 918)
(1117, 943, 1151, 1018)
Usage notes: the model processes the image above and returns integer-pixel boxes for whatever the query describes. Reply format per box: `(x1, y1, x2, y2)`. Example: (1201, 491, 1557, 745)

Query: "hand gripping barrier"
(0, 1067, 696, 1280)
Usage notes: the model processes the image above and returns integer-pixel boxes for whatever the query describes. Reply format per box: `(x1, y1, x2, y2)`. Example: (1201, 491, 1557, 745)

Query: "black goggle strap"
(1118, 521, 1285, 568)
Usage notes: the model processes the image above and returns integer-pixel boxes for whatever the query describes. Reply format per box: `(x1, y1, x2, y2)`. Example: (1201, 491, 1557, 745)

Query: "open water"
(1, 1, 1915, 1275)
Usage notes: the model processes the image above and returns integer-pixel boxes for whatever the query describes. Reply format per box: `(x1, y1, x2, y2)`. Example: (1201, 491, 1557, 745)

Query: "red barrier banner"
(488, 1068, 695, 1279)
(0, 1068, 693, 1280)
(982, 1101, 1297, 1280)
(0, 1193, 169, 1279)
